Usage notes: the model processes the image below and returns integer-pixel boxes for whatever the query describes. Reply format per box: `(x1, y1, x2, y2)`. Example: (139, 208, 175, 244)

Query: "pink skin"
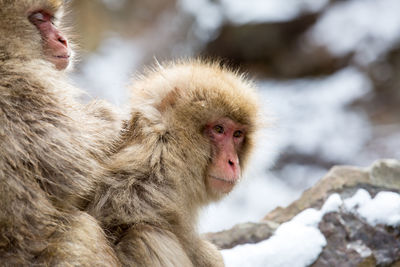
(205, 117, 246, 193)
(28, 10, 70, 70)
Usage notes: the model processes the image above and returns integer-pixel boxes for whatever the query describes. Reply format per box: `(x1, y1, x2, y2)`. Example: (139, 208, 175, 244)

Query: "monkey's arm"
(114, 224, 193, 267)
(174, 223, 225, 267)
(189, 239, 225, 267)
(37, 211, 121, 266)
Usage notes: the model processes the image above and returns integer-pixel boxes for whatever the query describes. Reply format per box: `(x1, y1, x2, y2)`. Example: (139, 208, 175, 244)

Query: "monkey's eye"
(213, 125, 224, 134)
(29, 11, 55, 25)
(233, 130, 243, 138)
(29, 12, 46, 23)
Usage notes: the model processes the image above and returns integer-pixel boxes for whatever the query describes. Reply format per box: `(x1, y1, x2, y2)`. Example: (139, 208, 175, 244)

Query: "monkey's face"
(204, 117, 246, 196)
(28, 9, 70, 70)
(0, 0, 70, 69)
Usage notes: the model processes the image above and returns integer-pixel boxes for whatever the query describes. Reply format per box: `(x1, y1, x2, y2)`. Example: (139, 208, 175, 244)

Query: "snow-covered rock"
(205, 159, 400, 267)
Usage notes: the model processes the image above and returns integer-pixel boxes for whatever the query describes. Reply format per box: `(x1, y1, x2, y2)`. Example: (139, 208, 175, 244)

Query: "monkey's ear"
(156, 87, 182, 112)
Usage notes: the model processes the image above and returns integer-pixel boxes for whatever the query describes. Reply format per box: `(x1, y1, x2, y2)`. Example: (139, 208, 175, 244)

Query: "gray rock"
(203, 221, 278, 250)
(313, 212, 400, 266)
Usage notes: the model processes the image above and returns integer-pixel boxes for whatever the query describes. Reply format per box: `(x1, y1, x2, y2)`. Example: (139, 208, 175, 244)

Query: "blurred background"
(67, 0, 400, 233)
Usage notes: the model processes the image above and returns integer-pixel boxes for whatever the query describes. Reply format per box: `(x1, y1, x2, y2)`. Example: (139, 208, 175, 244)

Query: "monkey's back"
(0, 62, 120, 263)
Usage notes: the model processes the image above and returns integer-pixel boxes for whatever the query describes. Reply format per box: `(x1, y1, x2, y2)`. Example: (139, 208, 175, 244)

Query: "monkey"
(0, 0, 121, 265)
(88, 60, 260, 267)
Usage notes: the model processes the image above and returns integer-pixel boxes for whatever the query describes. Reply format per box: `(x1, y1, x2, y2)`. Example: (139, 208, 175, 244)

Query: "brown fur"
(0, 0, 121, 265)
(89, 60, 260, 266)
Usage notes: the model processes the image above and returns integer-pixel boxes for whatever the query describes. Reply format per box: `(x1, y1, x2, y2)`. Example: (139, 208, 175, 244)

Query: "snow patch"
(221, 194, 340, 267)
(222, 222, 326, 267)
(343, 188, 372, 211)
(321, 193, 343, 214)
(222, 190, 400, 267)
(349, 190, 400, 227)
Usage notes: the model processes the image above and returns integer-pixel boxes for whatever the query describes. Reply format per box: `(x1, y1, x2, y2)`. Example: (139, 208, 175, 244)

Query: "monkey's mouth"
(54, 54, 70, 59)
(49, 54, 71, 70)
(209, 175, 236, 184)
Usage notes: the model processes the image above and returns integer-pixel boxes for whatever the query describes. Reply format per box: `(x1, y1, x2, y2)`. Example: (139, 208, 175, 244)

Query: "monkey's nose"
(228, 157, 239, 168)
(58, 36, 68, 47)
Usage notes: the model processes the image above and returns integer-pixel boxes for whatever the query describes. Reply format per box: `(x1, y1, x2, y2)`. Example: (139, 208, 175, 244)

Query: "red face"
(28, 10, 70, 70)
(205, 117, 246, 194)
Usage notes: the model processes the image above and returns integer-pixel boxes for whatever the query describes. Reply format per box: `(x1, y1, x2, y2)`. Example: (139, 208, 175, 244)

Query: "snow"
(308, 0, 400, 65)
(221, 190, 400, 267)
(178, 0, 329, 41)
(343, 188, 372, 211)
(258, 67, 372, 162)
(345, 189, 400, 227)
(177, 0, 222, 39)
(179, 0, 329, 26)
(320, 193, 343, 214)
(222, 222, 326, 267)
(179, 0, 400, 63)
(219, 0, 328, 24)
(221, 194, 341, 267)
(347, 240, 372, 258)
(358, 191, 400, 226)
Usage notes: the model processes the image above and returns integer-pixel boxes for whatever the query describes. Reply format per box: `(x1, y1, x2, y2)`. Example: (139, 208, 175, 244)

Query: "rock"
(207, 159, 400, 266)
(203, 221, 278, 250)
(364, 46, 400, 126)
(313, 212, 400, 266)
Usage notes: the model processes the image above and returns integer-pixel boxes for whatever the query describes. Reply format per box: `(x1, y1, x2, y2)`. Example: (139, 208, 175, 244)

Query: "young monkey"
(89, 60, 261, 267)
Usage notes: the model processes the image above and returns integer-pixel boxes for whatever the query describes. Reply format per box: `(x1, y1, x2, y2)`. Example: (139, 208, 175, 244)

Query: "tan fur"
(89, 60, 260, 266)
(0, 1, 121, 265)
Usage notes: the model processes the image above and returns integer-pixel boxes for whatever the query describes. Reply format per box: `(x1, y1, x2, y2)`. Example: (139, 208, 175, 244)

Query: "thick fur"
(89, 60, 260, 266)
(0, 0, 121, 265)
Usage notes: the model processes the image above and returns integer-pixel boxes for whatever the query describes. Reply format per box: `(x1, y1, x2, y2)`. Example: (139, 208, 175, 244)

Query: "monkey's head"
(130, 60, 260, 202)
(0, 0, 71, 70)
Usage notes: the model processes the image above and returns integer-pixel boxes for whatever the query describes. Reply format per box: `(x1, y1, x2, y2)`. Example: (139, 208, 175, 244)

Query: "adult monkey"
(89, 60, 260, 267)
(0, 0, 121, 265)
